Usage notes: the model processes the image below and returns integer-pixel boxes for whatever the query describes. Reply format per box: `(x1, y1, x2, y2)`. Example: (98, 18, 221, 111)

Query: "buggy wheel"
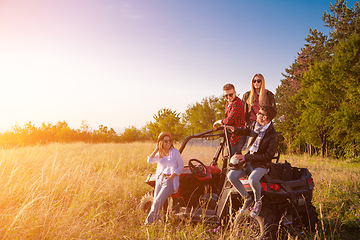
(232, 207, 278, 240)
(139, 190, 169, 214)
(305, 203, 318, 232)
(139, 190, 154, 214)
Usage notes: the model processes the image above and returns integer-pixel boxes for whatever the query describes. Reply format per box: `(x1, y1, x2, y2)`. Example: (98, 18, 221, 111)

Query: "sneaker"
(250, 200, 262, 218)
(239, 196, 253, 214)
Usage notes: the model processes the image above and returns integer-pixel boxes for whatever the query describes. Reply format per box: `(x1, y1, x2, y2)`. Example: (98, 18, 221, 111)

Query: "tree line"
(1, 0, 359, 159)
(0, 121, 119, 147)
(275, 0, 360, 159)
(0, 98, 224, 148)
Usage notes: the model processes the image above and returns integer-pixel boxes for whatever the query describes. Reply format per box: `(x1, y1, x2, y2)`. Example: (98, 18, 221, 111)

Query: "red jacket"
(221, 96, 245, 146)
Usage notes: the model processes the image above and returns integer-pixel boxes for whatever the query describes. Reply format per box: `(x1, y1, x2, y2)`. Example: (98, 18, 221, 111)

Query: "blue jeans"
(227, 164, 269, 202)
(145, 175, 174, 225)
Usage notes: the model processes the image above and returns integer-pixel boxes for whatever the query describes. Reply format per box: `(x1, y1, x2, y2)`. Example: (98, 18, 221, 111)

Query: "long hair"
(247, 73, 266, 106)
(157, 132, 174, 158)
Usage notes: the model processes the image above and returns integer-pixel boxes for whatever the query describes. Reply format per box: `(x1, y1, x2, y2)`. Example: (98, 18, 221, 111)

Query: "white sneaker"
(250, 200, 262, 218)
(239, 196, 253, 214)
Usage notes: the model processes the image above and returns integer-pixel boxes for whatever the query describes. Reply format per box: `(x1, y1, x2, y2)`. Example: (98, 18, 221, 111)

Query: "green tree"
(93, 125, 118, 143)
(54, 121, 79, 142)
(11, 122, 38, 146)
(275, 28, 329, 153)
(323, 0, 360, 46)
(38, 122, 56, 143)
(78, 120, 93, 142)
(330, 33, 360, 158)
(121, 126, 142, 142)
(297, 60, 336, 156)
(297, 32, 360, 158)
(144, 108, 185, 141)
(275, 0, 360, 154)
(0, 131, 18, 147)
(182, 96, 222, 135)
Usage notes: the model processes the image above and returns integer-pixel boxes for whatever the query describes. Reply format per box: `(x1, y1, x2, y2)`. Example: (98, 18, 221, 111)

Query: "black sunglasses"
(252, 79, 262, 83)
(224, 92, 235, 98)
(164, 140, 172, 144)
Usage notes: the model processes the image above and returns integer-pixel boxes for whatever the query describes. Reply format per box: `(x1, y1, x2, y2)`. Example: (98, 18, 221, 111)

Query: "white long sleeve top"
(147, 148, 184, 193)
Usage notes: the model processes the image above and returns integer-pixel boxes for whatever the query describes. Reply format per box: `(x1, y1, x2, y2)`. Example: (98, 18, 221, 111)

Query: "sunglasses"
(252, 79, 262, 83)
(164, 140, 172, 144)
(224, 92, 235, 98)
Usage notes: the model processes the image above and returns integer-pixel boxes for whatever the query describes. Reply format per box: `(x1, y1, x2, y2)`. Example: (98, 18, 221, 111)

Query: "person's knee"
(248, 175, 259, 187)
(227, 171, 237, 182)
(152, 197, 163, 210)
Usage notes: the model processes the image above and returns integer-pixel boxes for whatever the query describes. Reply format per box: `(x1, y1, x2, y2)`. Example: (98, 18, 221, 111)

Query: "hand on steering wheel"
(188, 159, 208, 178)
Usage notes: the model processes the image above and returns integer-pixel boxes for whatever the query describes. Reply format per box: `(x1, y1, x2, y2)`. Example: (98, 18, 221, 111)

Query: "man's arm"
(223, 125, 252, 136)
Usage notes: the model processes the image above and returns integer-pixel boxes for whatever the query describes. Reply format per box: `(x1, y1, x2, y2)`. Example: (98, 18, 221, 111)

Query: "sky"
(0, 0, 358, 133)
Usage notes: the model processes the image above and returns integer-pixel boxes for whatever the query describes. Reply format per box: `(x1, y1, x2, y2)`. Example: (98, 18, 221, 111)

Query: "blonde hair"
(157, 132, 174, 158)
(247, 73, 266, 106)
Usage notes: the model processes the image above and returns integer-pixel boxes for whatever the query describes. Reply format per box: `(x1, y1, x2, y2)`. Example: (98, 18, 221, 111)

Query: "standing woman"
(145, 132, 184, 225)
(242, 73, 276, 125)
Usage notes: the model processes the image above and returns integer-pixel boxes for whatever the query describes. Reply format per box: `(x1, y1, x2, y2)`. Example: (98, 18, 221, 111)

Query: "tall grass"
(0, 142, 151, 239)
(0, 142, 358, 239)
(282, 154, 360, 239)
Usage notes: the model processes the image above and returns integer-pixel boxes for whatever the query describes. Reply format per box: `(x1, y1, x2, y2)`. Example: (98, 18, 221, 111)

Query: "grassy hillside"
(0, 142, 358, 239)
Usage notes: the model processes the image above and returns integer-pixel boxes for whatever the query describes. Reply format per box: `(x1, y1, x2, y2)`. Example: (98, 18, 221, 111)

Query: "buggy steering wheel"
(188, 159, 208, 178)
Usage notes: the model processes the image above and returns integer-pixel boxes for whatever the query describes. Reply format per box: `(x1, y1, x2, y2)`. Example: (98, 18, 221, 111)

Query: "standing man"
(213, 83, 245, 156)
(224, 105, 278, 218)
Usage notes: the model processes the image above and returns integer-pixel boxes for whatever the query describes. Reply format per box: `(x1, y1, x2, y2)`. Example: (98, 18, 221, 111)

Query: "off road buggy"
(140, 127, 318, 239)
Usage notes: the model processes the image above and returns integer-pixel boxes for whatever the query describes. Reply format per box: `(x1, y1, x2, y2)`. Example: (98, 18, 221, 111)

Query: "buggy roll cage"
(178, 126, 232, 168)
(177, 126, 281, 198)
(178, 126, 281, 166)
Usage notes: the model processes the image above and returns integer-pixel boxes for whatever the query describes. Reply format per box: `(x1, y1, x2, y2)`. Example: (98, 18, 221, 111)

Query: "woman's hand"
(165, 173, 177, 180)
(149, 145, 159, 158)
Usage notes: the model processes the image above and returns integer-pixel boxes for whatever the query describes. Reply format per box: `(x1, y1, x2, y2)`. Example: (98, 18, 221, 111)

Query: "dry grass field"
(0, 142, 358, 239)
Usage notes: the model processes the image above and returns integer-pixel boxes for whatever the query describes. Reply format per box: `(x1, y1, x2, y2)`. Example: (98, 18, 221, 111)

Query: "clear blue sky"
(0, 0, 357, 133)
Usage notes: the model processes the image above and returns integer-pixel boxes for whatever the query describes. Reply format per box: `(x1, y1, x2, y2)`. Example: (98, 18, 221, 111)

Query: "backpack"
(268, 160, 294, 181)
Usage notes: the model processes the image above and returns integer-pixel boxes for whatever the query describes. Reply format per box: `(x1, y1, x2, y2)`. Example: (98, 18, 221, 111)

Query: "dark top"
(242, 90, 276, 124)
(232, 121, 278, 169)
